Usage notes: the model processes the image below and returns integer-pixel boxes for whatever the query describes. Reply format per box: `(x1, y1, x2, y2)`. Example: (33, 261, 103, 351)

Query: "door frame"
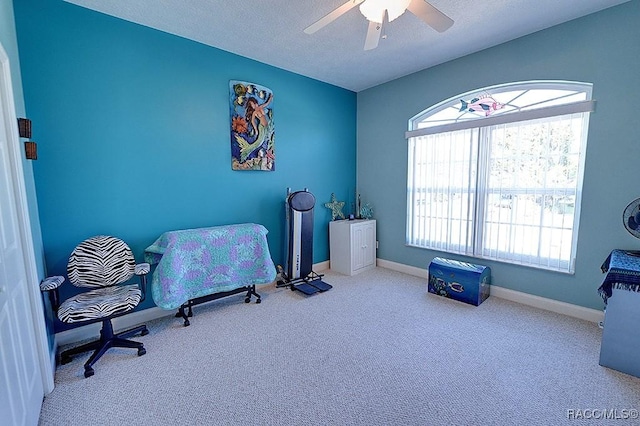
(0, 42, 54, 393)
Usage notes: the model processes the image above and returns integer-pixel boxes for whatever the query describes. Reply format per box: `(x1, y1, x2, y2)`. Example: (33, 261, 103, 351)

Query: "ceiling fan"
(304, 0, 454, 51)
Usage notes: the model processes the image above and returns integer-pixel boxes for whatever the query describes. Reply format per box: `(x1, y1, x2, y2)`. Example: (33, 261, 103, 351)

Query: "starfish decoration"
(324, 193, 345, 221)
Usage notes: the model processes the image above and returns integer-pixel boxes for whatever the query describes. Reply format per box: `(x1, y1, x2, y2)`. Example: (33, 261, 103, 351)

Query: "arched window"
(406, 81, 594, 273)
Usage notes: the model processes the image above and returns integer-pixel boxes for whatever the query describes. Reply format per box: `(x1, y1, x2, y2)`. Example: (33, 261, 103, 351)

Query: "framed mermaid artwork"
(229, 80, 275, 171)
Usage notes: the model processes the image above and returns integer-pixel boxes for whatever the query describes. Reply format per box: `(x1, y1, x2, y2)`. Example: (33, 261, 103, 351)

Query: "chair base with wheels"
(60, 319, 149, 378)
(41, 236, 151, 377)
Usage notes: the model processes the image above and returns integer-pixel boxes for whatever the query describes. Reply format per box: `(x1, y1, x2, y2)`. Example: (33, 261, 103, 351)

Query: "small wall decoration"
(459, 93, 504, 116)
(17, 118, 32, 138)
(229, 80, 275, 171)
(17, 118, 37, 160)
(359, 203, 374, 219)
(325, 193, 345, 221)
(24, 141, 37, 160)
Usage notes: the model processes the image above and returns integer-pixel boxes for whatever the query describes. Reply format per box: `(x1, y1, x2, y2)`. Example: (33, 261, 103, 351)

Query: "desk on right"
(598, 250, 640, 378)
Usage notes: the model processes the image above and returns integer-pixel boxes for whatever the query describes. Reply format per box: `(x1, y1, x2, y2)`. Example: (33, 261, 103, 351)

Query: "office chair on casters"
(40, 235, 150, 378)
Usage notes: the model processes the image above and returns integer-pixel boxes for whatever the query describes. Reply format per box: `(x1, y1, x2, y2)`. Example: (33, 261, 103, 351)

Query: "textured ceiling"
(64, 0, 630, 92)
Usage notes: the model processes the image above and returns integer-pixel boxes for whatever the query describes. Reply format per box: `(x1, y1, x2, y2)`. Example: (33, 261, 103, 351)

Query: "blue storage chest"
(428, 257, 491, 306)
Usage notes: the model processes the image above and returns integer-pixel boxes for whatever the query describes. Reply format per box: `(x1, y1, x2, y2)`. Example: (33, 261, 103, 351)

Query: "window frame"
(406, 81, 594, 274)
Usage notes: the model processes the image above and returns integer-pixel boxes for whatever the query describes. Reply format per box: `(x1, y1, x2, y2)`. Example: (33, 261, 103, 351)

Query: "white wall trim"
(56, 307, 174, 346)
(57, 261, 331, 346)
(489, 285, 604, 323)
(314, 260, 330, 272)
(0, 42, 54, 394)
(377, 258, 604, 324)
(377, 259, 429, 278)
(58, 258, 602, 346)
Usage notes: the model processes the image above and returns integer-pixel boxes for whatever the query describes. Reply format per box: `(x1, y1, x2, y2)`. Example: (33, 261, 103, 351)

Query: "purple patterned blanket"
(144, 223, 276, 310)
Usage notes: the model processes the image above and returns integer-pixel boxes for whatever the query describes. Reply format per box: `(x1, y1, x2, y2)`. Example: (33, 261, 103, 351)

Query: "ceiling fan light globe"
(359, 0, 411, 23)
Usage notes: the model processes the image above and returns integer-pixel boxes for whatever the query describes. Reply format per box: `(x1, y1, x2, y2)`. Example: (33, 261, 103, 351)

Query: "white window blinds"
(406, 81, 593, 273)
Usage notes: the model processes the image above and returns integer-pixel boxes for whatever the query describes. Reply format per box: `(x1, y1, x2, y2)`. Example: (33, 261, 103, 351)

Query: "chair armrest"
(135, 263, 150, 276)
(135, 263, 150, 302)
(40, 276, 65, 292)
(40, 276, 64, 312)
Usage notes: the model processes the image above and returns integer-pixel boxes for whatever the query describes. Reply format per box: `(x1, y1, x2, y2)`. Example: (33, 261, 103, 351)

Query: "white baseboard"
(56, 258, 602, 346)
(377, 258, 604, 324)
(55, 307, 174, 346)
(56, 261, 331, 346)
(377, 259, 429, 278)
(314, 260, 330, 271)
(489, 285, 604, 323)
(49, 345, 57, 382)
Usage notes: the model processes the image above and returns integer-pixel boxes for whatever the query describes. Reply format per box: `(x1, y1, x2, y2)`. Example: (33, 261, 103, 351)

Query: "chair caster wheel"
(256, 299, 261, 304)
(183, 319, 190, 327)
(60, 355, 73, 365)
(84, 368, 94, 378)
(245, 297, 251, 303)
(140, 328, 149, 336)
(138, 347, 146, 356)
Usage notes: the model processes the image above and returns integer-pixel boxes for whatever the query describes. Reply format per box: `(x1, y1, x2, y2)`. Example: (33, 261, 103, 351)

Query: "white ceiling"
(64, 0, 630, 92)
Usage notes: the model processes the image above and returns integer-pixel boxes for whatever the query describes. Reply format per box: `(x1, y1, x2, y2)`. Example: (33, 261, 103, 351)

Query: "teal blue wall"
(0, 0, 50, 340)
(357, 1, 640, 310)
(13, 0, 357, 331)
(13, 0, 636, 331)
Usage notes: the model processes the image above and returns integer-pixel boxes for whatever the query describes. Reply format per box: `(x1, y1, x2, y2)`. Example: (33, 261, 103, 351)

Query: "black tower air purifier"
(280, 188, 332, 295)
(285, 189, 315, 280)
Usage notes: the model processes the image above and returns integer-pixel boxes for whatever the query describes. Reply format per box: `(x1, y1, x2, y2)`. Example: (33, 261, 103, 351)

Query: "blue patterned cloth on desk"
(144, 223, 277, 310)
(598, 249, 640, 303)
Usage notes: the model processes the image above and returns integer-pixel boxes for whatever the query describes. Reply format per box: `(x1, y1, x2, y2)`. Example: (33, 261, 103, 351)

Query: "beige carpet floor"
(39, 267, 640, 425)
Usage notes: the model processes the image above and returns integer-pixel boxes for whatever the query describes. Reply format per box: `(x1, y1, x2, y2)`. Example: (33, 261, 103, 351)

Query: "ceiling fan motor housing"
(359, 0, 412, 23)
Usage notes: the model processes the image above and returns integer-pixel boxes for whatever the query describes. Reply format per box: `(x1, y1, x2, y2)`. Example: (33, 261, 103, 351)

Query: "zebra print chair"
(40, 236, 150, 378)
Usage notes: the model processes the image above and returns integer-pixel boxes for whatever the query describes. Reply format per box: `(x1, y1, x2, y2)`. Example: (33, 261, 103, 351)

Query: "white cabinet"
(329, 219, 376, 276)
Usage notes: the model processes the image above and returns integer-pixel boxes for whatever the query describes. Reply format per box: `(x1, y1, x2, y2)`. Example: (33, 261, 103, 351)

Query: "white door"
(0, 45, 44, 425)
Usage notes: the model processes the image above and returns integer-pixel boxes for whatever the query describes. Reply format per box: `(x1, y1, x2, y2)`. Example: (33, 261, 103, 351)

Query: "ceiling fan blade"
(407, 0, 454, 33)
(364, 20, 382, 51)
(304, 0, 366, 34)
